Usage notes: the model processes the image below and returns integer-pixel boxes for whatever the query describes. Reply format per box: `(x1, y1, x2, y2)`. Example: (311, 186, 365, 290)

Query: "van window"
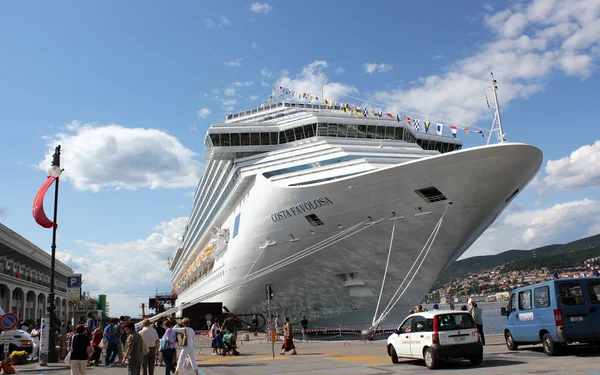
(587, 282, 600, 304)
(510, 293, 517, 312)
(412, 316, 428, 332)
(399, 317, 413, 333)
(534, 286, 550, 308)
(436, 313, 475, 331)
(519, 290, 532, 310)
(559, 283, 585, 305)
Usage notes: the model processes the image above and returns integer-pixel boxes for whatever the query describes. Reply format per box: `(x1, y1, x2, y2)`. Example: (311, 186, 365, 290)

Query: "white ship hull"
(176, 142, 542, 326)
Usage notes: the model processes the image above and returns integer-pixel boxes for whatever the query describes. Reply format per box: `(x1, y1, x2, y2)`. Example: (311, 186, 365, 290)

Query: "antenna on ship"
(487, 72, 506, 145)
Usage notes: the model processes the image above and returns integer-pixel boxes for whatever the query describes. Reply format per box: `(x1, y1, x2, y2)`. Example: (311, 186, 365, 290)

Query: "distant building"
(0, 223, 73, 323)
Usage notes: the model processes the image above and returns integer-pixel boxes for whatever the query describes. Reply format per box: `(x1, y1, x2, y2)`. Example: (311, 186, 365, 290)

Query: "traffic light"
(266, 284, 274, 300)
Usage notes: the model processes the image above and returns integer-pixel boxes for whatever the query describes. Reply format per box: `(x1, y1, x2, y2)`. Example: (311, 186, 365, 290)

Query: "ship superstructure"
(167, 81, 542, 326)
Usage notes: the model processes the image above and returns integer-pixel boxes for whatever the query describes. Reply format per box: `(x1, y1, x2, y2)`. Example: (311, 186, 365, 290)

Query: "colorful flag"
(436, 123, 443, 135)
(464, 128, 469, 136)
(424, 121, 430, 133)
(33, 177, 58, 228)
(406, 117, 411, 126)
(396, 114, 400, 122)
(387, 113, 393, 118)
(414, 119, 420, 132)
(475, 130, 485, 137)
(450, 125, 457, 138)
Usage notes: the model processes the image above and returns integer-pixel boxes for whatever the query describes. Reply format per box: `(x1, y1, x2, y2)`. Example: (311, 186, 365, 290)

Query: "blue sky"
(1, 0, 600, 317)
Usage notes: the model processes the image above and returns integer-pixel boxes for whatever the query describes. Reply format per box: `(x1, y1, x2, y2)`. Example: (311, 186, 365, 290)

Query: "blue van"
(501, 277, 600, 355)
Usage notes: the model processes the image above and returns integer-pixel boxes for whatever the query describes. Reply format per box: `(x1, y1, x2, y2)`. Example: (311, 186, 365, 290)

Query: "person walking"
(279, 317, 297, 355)
(30, 323, 40, 360)
(69, 324, 91, 375)
(161, 319, 176, 375)
(300, 316, 308, 342)
(90, 322, 105, 366)
(173, 318, 199, 375)
(122, 321, 144, 375)
(468, 299, 485, 345)
(139, 319, 159, 375)
(104, 318, 119, 366)
(154, 321, 165, 367)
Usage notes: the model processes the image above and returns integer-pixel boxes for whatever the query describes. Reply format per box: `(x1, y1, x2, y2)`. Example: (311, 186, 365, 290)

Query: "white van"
(387, 310, 483, 369)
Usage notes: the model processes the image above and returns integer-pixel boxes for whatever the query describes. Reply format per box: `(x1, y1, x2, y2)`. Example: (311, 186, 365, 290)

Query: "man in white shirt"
(30, 323, 40, 360)
(139, 318, 159, 375)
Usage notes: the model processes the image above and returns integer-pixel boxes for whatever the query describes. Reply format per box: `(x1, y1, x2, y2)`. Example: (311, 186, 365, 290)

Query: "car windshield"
(436, 313, 474, 331)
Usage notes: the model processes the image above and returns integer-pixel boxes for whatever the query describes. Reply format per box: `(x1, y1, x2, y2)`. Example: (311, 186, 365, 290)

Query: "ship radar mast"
(487, 72, 506, 144)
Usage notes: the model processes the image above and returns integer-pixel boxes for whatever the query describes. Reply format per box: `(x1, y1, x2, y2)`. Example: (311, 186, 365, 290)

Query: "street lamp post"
(46, 145, 62, 363)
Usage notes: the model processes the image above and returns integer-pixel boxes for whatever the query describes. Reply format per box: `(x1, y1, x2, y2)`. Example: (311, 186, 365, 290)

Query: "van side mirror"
(393, 329, 399, 334)
(501, 307, 508, 316)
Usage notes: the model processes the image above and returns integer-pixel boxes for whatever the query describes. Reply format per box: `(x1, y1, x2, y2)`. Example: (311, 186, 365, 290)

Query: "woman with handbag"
(160, 319, 177, 375)
(172, 318, 199, 375)
(68, 324, 91, 375)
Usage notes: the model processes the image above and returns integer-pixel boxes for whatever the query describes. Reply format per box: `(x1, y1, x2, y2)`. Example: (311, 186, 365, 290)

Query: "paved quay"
(10, 334, 600, 375)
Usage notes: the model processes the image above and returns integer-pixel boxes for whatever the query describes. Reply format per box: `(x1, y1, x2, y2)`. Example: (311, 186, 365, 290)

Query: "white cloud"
(221, 99, 237, 107)
(371, 0, 600, 125)
(261, 67, 272, 78)
(250, 3, 272, 14)
(206, 16, 230, 28)
(463, 199, 600, 258)
(335, 66, 345, 75)
(219, 15, 230, 27)
(278, 60, 358, 99)
(544, 140, 600, 190)
(231, 81, 254, 87)
(249, 95, 258, 100)
(363, 63, 393, 74)
(57, 217, 187, 317)
(252, 42, 259, 50)
(38, 121, 203, 192)
(196, 108, 211, 118)
(224, 88, 236, 96)
(225, 59, 242, 67)
(433, 55, 444, 60)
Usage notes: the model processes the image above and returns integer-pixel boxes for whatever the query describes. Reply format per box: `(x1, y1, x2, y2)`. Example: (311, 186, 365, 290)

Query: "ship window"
(337, 124, 348, 137)
(347, 124, 357, 138)
(221, 133, 231, 147)
(384, 126, 395, 139)
(240, 133, 250, 146)
(415, 186, 447, 203)
(260, 132, 270, 145)
(294, 126, 304, 140)
(327, 123, 337, 137)
(305, 214, 324, 227)
(375, 126, 385, 139)
(270, 132, 279, 145)
(303, 124, 315, 138)
(357, 124, 366, 138)
(366, 125, 376, 138)
(231, 133, 240, 146)
(250, 132, 260, 146)
(285, 128, 295, 142)
(209, 134, 220, 147)
(279, 131, 287, 144)
(317, 123, 327, 136)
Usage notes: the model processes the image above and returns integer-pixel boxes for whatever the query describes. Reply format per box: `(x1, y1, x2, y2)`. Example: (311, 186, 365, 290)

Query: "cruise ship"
(168, 83, 542, 327)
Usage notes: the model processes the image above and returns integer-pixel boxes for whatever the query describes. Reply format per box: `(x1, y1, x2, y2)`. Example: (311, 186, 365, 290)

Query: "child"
(215, 329, 223, 354)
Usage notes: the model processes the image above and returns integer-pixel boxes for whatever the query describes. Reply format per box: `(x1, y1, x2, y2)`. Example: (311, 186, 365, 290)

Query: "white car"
(386, 310, 483, 369)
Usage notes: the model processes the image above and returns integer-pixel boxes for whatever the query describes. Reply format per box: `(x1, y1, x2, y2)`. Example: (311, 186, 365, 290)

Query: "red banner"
(32, 177, 57, 228)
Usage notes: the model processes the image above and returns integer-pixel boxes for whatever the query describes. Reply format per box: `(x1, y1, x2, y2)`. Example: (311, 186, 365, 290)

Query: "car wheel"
(505, 331, 518, 351)
(389, 345, 399, 364)
(424, 348, 437, 369)
(542, 333, 557, 356)
(469, 355, 483, 366)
